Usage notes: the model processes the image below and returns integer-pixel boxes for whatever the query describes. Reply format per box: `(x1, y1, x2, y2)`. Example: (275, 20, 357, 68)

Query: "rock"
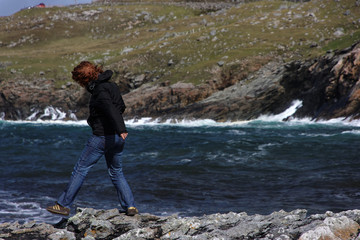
(217, 61, 225, 67)
(148, 28, 158, 32)
(284, 42, 360, 120)
(167, 59, 174, 66)
(344, 10, 351, 16)
(85, 219, 114, 238)
(133, 74, 146, 88)
(48, 230, 76, 240)
(0, 61, 12, 69)
(0, 221, 75, 240)
(178, 60, 285, 121)
(0, 76, 89, 120)
(1, 209, 360, 240)
(123, 81, 209, 119)
(334, 28, 344, 37)
(196, 35, 208, 41)
(310, 42, 318, 48)
(299, 216, 359, 240)
(121, 47, 134, 54)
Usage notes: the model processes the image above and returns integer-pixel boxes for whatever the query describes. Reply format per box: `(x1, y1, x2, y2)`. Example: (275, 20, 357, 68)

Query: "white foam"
(69, 112, 78, 121)
(2, 99, 360, 128)
(254, 99, 360, 128)
(0, 112, 5, 120)
(288, 117, 360, 128)
(26, 110, 40, 121)
(0, 190, 60, 224)
(300, 133, 336, 137)
(125, 118, 220, 127)
(342, 130, 360, 135)
(24, 106, 79, 122)
(38, 106, 65, 120)
(180, 159, 192, 164)
(3, 119, 88, 126)
(3, 116, 360, 128)
(257, 100, 303, 122)
(227, 129, 247, 135)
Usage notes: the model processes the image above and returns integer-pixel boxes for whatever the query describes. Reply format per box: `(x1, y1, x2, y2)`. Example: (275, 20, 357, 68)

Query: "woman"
(47, 61, 138, 216)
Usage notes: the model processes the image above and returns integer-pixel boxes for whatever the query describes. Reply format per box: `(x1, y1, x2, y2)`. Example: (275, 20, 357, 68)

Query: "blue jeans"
(57, 134, 135, 211)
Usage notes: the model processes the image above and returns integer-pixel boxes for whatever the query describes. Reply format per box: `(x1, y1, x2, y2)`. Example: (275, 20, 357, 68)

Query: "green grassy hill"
(0, 0, 359, 88)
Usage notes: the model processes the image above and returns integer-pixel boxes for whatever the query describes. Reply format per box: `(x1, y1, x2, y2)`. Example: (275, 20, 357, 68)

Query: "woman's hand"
(120, 132, 128, 140)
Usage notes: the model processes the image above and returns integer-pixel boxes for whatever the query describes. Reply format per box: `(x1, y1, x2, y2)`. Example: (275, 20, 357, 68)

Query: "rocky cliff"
(175, 41, 360, 122)
(2, 208, 360, 240)
(1, 42, 360, 122)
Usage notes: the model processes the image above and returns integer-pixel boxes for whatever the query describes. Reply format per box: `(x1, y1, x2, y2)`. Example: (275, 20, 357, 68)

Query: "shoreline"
(1, 208, 360, 239)
(2, 114, 360, 128)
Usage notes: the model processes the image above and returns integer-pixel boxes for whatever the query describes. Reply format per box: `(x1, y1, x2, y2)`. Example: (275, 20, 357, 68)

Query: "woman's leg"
(57, 135, 105, 208)
(105, 135, 135, 211)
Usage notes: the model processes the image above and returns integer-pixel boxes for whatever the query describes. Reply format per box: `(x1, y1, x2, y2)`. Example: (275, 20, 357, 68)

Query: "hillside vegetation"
(0, 0, 359, 89)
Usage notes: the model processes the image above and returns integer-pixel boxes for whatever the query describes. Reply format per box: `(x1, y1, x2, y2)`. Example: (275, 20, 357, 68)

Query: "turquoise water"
(1, 116, 360, 224)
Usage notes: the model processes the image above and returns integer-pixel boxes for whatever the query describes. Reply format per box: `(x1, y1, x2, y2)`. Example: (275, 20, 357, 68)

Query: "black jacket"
(86, 70, 127, 136)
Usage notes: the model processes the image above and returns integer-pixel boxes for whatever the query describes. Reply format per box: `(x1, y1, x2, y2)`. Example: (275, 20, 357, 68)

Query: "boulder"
(1, 209, 360, 240)
(299, 216, 359, 240)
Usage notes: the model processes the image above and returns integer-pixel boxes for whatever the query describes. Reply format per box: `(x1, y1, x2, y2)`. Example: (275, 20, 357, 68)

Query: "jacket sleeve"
(94, 87, 127, 135)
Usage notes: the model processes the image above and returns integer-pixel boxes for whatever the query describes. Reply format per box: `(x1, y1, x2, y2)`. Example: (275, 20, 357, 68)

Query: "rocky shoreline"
(1, 208, 360, 240)
(2, 42, 360, 122)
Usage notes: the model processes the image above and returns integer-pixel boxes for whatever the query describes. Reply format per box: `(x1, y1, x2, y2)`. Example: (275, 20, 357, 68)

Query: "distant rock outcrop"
(0, 77, 89, 120)
(1, 43, 360, 122)
(164, 42, 360, 121)
(122, 41, 360, 122)
(1, 208, 360, 240)
(280, 42, 360, 120)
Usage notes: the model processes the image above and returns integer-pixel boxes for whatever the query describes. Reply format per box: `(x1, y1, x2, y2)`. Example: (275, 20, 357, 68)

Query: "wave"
(26, 106, 74, 121)
(300, 133, 336, 137)
(257, 100, 303, 122)
(341, 130, 360, 135)
(136, 117, 360, 128)
(0, 190, 59, 224)
(2, 119, 88, 126)
(2, 100, 360, 128)
(125, 117, 220, 127)
(124, 100, 360, 128)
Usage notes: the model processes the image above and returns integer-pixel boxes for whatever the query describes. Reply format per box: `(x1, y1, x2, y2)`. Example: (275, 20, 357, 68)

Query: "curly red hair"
(71, 61, 103, 87)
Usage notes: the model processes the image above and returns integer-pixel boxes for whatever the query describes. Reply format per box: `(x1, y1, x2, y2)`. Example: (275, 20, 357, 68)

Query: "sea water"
(1, 102, 360, 224)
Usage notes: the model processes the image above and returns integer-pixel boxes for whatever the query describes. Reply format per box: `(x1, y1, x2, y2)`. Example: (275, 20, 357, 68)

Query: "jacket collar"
(86, 70, 113, 93)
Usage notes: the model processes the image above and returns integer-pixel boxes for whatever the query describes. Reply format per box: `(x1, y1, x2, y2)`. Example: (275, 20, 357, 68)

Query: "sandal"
(126, 207, 138, 216)
(46, 203, 70, 216)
